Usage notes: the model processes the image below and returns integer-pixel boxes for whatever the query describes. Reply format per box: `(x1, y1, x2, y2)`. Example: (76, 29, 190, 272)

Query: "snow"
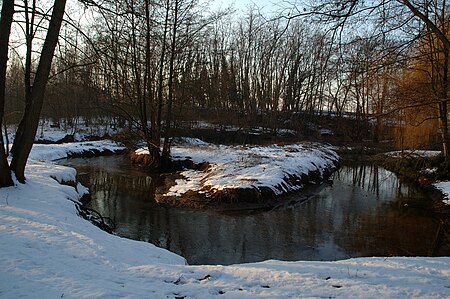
(1, 141, 450, 298)
(385, 150, 442, 158)
(29, 140, 126, 161)
(422, 167, 438, 175)
(320, 128, 334, 136)
(138, 138, 339, 198)
(434, 181, 450, 205)
(0, 160, 186, 299)
(4, 118, 125, 144)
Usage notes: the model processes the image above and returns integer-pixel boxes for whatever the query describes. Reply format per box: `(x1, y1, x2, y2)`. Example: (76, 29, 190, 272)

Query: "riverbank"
(134, 138, 339, 208)
(1, 155, 449, 298)
(375, 150, 450, 205)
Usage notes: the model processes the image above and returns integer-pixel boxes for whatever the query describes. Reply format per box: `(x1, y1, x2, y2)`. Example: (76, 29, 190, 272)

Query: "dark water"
(62, 155, 445, 265)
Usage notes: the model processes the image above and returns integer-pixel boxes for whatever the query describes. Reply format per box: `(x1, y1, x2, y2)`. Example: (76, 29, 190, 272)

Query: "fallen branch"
(69, 198, 116, 234)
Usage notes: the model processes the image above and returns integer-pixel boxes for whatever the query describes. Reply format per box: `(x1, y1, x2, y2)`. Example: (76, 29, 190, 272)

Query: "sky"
(211, 0, 282, 14)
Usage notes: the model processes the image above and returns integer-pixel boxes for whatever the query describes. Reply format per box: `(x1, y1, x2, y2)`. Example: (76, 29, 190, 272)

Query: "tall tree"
(93, 0, 215, 170)
(287, 0, 450, 156)
(0, 0, 15, 187)
(1, 0, 67, 184)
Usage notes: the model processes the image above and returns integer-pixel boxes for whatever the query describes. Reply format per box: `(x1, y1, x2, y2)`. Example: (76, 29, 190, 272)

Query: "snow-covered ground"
(4, 118, 125, 144)
(29, 140, 126, 161)
(385, 150, 442, 158)
(434, 182, 450, 205)
(137, 138, 339, 198)
(188, 121, 297, 136)
(1, 141, 450, 298)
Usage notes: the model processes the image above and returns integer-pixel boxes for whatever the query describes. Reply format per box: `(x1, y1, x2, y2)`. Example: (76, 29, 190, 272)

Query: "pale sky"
(211, 0, 283, 14)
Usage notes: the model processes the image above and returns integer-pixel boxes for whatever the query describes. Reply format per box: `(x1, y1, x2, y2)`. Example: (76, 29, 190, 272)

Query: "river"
(61, 155, 446, 265)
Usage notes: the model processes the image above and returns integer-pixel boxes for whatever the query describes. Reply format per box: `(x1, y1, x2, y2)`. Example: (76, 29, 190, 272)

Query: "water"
(62, 155, 444, 265)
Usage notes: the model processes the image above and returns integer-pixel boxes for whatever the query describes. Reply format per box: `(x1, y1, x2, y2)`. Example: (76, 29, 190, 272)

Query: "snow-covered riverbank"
(384, 150, 450, 205)
(1, 141, 450, 298)
(136, 138, 339, 205)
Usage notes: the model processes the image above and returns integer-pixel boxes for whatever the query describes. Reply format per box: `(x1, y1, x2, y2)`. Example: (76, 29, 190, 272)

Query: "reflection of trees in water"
(334, 164, 419, 200)
(336, 206, 439, 257)
(83, 170, 156, 233)
(86, 169, 154, 198)
(335, 164, 391, 194)
(79, 163, 349, 264)
(73, 158, 446, 264)
(332, 165, 442, 257)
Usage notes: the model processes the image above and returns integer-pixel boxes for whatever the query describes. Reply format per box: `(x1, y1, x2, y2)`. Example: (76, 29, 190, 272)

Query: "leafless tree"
(284, 0, 450, 155)
(0, 0, 67, 186)
(0, 0, 15, 187)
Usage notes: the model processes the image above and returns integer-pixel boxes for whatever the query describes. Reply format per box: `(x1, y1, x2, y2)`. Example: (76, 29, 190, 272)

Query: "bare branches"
(401, 0, 450, 50)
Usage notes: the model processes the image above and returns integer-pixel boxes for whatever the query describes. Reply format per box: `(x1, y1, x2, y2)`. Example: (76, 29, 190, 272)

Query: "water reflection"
(62, 156, 446, 265)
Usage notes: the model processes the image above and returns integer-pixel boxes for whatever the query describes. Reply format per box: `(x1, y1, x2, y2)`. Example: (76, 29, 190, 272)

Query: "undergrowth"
(383, 153, 450, 184)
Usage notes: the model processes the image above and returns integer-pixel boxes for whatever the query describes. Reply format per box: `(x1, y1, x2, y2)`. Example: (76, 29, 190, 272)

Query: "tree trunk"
(0, 0, 15, 187)
(10, 0, 67, 183)
(439, 42, 450, 160)
(401, 0, 450, 52)
(438, 100, 449, 159)
(149, 0, 170, 170)
(162, 0, 179, 163)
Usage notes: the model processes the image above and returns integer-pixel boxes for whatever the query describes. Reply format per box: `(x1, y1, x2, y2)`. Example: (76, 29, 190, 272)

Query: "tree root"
(69, 199, 116, 234)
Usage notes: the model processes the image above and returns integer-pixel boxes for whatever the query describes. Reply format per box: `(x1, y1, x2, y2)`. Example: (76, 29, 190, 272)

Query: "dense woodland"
(1, 0, 450, 186)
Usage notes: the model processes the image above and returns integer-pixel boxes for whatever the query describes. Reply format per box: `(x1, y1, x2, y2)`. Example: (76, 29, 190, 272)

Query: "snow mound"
(0, 160, 186, 299)
(385, 150, 441, 158)
(136, 139, 339, 198)
(29, 140, 126, 161)
(434, 182, 450, 205)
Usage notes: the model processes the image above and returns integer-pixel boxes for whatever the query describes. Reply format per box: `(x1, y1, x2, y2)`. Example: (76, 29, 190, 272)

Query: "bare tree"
(0, 0, 15, 187)
(0, 0, 66, 186)
(285, 0, 450, 156)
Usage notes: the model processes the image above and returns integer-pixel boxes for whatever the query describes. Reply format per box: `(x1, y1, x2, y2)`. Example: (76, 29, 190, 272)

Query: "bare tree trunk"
(0, 0, 15, 187)
(10, 0, 67, 183)
(439, 47, 449, 158)
(143, 0, 158, 167)
(438, 100, 449, 158)
(162, 0, 179, 164)
(149, 0, 170, 169)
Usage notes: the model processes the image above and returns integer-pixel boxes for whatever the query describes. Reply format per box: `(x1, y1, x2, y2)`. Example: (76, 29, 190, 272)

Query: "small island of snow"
(135, 138, 339, 205)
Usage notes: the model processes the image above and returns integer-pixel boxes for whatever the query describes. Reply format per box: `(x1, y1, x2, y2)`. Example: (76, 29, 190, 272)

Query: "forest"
(1, 0, 450, 185)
